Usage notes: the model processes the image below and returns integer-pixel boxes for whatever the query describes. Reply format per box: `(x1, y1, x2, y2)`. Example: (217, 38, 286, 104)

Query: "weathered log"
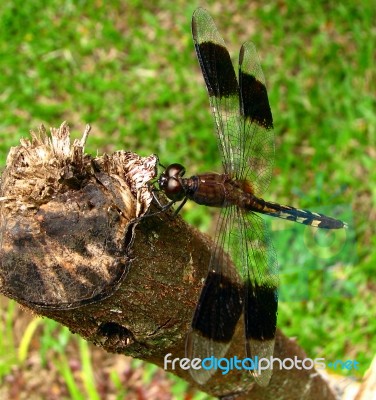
(0, 123, 336, 399)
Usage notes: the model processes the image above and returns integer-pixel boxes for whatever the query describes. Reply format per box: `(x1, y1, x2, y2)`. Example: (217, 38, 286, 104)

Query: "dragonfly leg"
(131, 188, 188, 224)
(172, 197, 188, 216)
(151, 189, 177, 212)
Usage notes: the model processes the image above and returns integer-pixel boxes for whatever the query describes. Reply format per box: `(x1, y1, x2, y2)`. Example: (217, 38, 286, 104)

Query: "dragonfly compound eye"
(165, 163, 185, 178)
(164, 177, 185, 201)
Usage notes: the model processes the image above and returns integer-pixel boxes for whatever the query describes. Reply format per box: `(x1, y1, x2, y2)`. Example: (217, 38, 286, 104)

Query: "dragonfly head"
(158, 163, 186, 201)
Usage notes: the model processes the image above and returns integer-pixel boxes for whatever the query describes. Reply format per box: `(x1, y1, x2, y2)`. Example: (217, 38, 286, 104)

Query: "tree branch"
(0, 123, 336, 399)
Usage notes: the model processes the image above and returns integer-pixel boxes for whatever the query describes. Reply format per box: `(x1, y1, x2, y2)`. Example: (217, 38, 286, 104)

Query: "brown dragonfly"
(157, 8, 347, 386)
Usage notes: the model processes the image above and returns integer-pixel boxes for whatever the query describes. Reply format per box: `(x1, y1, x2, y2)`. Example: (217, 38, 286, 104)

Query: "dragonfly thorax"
(159, 163, 246, 209)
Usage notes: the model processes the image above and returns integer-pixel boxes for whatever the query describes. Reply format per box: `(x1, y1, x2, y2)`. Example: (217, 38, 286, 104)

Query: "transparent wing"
(192, 7, 241, 176)
(192, 8, 275, 196)
(238, 210, 278, 386)
(186, 205, 278, 386)
(239, 42, 275, 195)
(186, 205, 243, 384)
(220, 207, 278, 386)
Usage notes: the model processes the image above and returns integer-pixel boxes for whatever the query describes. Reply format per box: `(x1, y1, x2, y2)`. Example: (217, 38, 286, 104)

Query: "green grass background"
(0, 0, 375, 398)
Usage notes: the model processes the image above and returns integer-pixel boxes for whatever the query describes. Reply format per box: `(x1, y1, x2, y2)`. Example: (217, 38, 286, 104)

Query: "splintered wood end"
(0, 122, 157, 309)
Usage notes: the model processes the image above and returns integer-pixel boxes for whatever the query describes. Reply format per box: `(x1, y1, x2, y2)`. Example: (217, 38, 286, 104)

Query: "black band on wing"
(244, 280, 278, 341)
(239, 71, 273, 129)
(191, 271, 243, 342)
(194, 42, 239, 98)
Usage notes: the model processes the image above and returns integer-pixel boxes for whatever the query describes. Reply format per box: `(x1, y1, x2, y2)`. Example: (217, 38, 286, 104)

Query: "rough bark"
(0, 123, 337, 399)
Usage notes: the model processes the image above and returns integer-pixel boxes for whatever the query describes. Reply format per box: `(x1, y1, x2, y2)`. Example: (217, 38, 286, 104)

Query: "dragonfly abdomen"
(245, 196, 347, 229)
